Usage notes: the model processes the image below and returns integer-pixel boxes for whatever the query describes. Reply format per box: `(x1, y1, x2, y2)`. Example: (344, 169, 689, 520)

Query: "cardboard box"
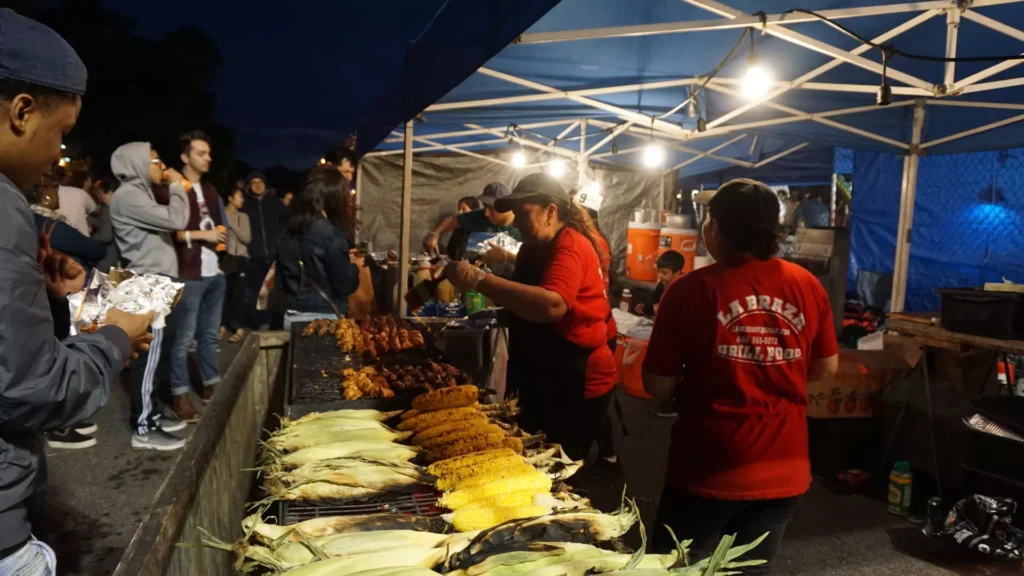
(808, 335, 920, 419)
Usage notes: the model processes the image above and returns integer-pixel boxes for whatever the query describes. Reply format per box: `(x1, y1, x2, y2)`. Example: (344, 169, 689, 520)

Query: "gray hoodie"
(109, 142, 190, 276)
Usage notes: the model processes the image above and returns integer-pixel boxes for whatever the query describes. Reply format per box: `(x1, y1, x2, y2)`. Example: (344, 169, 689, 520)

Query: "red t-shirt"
(593, 233, 618, 344)
(523, 226, 616, 399)
(643, 255, 838, 500)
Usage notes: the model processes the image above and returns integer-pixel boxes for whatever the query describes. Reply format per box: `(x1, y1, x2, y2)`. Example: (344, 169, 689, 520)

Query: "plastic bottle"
(924, 497, 944, 536)
(888, 461, 913, 515)
(620, 289, 633, 312)
(215, 225, 227, 252)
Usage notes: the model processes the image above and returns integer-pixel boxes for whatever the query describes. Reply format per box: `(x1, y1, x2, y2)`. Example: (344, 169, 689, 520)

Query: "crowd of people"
(0, 8, 841, 575)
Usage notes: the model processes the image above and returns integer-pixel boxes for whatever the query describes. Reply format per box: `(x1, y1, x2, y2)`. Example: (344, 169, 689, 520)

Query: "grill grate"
(280, 492, 443, 525)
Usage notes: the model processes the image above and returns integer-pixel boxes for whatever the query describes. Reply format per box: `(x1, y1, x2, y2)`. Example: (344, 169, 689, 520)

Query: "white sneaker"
(131, 429, 186, 451)
(74, 421, 98, 435)
(155, 415, 187, 433)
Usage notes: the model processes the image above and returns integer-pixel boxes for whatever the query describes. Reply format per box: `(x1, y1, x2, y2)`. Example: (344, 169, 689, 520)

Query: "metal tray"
(278, 492, 443, 525)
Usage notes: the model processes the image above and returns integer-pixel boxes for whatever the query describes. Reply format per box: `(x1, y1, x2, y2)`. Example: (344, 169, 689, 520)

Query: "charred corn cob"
(396, 405, 484, 432)
(426, 431, 507, 462)
(400, 409, 420, 421)
(418, 424, 503, 450)
(434, 452, 529, 491)
(451, 462, 537, 491)
(449, 505, 548, 532)
(439, 470, 552, 510)
(411, 385, 480, 412)
(410, 419, 485, 446)
(427, 448, 518, 477)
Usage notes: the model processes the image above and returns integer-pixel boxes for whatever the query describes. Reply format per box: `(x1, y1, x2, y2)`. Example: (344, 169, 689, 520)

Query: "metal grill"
(280, 492, 443, 525)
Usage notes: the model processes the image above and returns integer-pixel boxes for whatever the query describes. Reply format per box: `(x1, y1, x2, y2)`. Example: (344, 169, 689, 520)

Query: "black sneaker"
(131, 429, 186, 451)
(654, 401, 678, 418)
(74, 421, 98, 435)
(154, 415, 187, 433)
(46, 429, 97, 449)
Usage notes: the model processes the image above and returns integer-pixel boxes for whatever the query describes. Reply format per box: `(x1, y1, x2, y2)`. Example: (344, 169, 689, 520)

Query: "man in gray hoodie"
(0, 9, 153, 573)
(110, 142, 191, 450)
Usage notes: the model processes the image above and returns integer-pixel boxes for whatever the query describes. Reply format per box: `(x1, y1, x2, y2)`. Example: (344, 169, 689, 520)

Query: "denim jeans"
(0, 539, 56, 576)
(170, 275, 226, 396)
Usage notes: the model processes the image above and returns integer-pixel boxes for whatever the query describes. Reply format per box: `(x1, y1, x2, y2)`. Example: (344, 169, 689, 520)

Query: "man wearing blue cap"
(0, 8, 155, 573)
(422, 181, 522, 255)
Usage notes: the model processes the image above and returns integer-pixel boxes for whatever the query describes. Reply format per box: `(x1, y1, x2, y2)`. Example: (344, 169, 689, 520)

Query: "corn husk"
(267, 428, 412, 452)
(242, 513, 447, 544)
(274, 546, 447, 575)
(283, 409, 402, 426)
(272, 441, 419, 469)
(270, 530, 451, 566)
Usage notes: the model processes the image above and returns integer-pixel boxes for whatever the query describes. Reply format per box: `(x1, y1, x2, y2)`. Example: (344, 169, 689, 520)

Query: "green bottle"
(465, 292, 486, 315)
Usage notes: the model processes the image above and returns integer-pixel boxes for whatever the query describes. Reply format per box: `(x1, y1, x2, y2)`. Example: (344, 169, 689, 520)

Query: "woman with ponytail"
(641, 178, 839, 573)
(444, 173, 615, 461)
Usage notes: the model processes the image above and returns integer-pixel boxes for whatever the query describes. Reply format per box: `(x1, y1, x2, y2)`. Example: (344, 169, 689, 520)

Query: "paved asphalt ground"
(41, 349, 1022, 575)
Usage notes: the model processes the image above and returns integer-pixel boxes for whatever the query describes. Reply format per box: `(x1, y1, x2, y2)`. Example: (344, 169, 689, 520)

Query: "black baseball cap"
(700, 178, 780, 233)
(494, 172, 571, 213)
(477, 182, 511, 209)
(0, 9, 87, 95)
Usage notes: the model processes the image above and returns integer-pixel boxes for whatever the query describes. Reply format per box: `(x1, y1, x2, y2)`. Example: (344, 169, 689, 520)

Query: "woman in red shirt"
(445, 173, 615, 461)
(642, 179, 839, 573)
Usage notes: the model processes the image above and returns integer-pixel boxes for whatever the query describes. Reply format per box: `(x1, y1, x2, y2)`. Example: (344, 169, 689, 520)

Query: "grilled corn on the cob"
(439, 471, 552, 510)
(284, 409, 400, 427)
(434, 452, 529, 491)
(458, 488, 539, 510)
(411, 419, 488, 446)
(397, 404, 484, 432)
(451, 463, 537, 491)
(426, 448, 518, 477)
(418, 424, 503, 450)
(275, 441, 419, 469)
(267, 427, 411, 452)
(448, 505, 548, 532)
(411, 385, 480, 412)
(426, 432, 508, 462)
(242, 513, 446, 544)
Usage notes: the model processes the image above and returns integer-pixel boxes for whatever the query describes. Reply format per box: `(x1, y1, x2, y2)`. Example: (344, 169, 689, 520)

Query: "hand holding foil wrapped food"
(68, 269, 184, 332)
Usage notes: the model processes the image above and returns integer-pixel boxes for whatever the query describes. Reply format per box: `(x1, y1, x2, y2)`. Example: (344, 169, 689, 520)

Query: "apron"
(505, 228, 594, 456)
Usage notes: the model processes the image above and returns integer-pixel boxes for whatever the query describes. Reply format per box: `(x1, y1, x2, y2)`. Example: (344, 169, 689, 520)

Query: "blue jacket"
(33, 214, 106, 270)
(275, 218, 359, 315)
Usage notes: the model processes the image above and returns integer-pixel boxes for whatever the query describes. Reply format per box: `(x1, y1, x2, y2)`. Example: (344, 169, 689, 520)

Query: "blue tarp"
(848, 147, 1024, 311)
(363, 0, 1024, 173)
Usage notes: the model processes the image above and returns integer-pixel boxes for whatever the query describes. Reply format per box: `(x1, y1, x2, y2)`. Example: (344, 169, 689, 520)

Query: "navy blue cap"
(0, 9, 87, 95)
(477, 182, 511, 209)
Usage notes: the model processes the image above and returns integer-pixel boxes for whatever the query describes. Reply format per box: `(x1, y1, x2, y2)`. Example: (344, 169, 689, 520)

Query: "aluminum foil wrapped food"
(68, 268, 184, 332)
(464, 231, 522, 262)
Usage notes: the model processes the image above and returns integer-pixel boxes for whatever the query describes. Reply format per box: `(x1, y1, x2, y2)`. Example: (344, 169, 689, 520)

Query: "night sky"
(101, 0, 447, 168)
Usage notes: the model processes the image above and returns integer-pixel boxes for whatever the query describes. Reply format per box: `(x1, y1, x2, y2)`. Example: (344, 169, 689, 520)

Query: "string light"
(511, 150, 526, 168)
(742, 32, 771, 100)
(319, 158, 327, 165)
(548, 159, 566, 177)
(642, 143, 665, 168)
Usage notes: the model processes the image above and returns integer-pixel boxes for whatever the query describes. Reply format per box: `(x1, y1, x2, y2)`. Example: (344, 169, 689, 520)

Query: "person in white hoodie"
(109, 142, 191, 451)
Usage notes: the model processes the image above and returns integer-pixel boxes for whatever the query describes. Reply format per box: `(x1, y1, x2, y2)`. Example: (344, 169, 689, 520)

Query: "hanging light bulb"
(742, 34, 771, 100)
(60, 144, 67, 150)
(319, 157, 327, 165)
(642, 143, 665, 168)
(687, 98, 697, 119)
(511, 150, 526, 168)
(548, 159, 566, 177)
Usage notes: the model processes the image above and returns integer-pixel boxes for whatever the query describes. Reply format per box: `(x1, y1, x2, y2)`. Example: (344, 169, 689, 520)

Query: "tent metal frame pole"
(365, 138, 510, 157)
(710, 78, 932, 96)
(891, 101, 926, 314)
(413, 136, 512, 165)
(516, 1, 1024, 44)
(706, 8, 939, 129)
(477, 67, 691, 137)
(943, 8, 960, 90)
(955, 11, 1024, 89)
(919, 112, 1024, 149)
(960, 77, 1024, 94)
(382, 119, 579, 143)
(398, 120, 413, 317)
(684, 0, 932, 90)
(926, 99, 1024, 111)
(663, 133, 748, 173)
(464, 123, 581, 160)
(354, 168, 363, 243)
(754, 142, 809, 168)
(586, 121, 633, 155)
(426, 78, 699, 111)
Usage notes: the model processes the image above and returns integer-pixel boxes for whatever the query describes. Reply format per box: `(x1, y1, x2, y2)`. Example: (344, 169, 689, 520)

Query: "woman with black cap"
(642, 178, 839, 573)
(444, 173, 615, 461)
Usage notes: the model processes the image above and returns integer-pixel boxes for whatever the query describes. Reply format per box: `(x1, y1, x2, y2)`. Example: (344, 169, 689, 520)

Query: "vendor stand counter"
(885, 316, 1021, 497)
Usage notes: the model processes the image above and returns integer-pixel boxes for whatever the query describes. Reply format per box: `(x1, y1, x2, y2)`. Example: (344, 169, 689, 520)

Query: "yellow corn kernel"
(411, 419, 490, 447)
(456, 488, 539, 510)
(439, 471, 552, 510)
(426, 432, 507, 462)
(396, 405, 483, 432)
(400, 409, 420, 421)
(427, 448, 518, 477)
(412, 385, 480, 412)
(435, 453, 529, 491)
(450, 506, 548, 532)
(453, 463, 537, 491)
(503, 436, 524, 453)
(419, 424, 502, 450)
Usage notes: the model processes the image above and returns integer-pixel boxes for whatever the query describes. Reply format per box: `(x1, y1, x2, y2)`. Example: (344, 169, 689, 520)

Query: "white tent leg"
(891, 102, 926, 313)
(398, 120, 413, 316)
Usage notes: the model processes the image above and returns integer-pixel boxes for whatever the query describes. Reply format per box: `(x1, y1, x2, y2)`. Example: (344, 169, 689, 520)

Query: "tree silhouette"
(20, 0, 240, 191)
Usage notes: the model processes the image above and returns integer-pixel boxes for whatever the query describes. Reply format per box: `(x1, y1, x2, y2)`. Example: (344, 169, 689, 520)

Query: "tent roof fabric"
(361, 0, 1024, 180)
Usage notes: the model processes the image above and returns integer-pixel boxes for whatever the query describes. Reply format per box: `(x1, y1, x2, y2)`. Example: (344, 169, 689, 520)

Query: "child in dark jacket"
(636, 250, 685, 317)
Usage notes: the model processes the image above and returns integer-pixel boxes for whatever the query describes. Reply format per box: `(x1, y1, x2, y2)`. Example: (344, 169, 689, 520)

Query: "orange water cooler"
(626, 222, 662, 282)
(658, 227, 700, 273)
